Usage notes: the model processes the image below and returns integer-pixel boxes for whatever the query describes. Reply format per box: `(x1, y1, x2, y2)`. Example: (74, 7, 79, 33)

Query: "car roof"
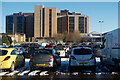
(73, 47, 92, 50)
(0, 48, 16, 52)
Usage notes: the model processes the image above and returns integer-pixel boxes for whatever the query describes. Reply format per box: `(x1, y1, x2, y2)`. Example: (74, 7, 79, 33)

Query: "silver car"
(69, 47, 96, 72)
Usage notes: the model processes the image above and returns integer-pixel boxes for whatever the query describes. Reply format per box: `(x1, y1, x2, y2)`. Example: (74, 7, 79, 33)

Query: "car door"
(14, 50, 23, 66)
(11, 50, 19, 67)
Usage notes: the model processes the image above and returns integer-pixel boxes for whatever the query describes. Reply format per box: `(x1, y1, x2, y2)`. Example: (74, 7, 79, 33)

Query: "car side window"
(15, 50, 20, 55)
(11, 50, 17, 55)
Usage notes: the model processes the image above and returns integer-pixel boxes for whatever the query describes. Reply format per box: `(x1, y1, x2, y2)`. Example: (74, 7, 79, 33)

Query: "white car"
(55, 47, 66, 57)
(69, 47, 96, 72)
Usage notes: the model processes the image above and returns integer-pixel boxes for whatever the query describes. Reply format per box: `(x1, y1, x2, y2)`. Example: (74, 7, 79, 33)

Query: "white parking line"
(40, 71, 49, 76)
(0, 72, 9, 76)
(17, 70, 30, 76)
(6, 71, 20, 76)
(28, 70, 40, 76)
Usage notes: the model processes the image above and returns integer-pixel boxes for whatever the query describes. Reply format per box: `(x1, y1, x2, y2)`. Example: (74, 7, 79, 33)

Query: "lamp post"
(99, 20, 104, 43)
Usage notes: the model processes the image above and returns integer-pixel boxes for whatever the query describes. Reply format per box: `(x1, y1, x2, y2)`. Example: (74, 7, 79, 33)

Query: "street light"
(99, 20, 104, 43)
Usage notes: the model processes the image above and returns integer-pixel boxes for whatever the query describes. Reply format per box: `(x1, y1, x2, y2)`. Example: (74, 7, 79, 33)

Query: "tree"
(7, 35, 12, 44)
(2, 35, 12, 46)
(68, 31, 81, 43)
(53, 33, 64, 43)
(63, 31, 69, 42)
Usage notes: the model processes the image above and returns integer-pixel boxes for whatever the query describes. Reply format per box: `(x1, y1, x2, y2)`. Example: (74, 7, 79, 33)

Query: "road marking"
(72, 72, 79, 75)
(40, 71, 49, 76)
(6, 71, 19, 76)
(0, 72, 9, 76)
(28, 70, 40, 76)
(112, 72, 118, 75)
(17, 70, 30, 76)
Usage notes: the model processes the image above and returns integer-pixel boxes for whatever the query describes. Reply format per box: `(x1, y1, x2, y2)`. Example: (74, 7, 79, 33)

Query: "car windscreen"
(32, 49, 52, 56)
(0, 50, 8, 56)
(74, 48, 92, 55)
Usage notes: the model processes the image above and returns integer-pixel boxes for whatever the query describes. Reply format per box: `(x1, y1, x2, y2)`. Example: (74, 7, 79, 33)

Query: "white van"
(100, 28, 120, 71)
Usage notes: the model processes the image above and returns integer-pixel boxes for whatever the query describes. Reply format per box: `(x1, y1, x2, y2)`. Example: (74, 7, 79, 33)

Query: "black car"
(29, 49, 61, 71)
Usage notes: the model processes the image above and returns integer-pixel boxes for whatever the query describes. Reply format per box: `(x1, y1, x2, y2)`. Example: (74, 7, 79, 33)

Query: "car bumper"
(70, 59, 96, 67)
(29, 61, 54, 68)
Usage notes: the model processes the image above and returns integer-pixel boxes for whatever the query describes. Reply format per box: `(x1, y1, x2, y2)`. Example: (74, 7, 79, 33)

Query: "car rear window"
(0, 50, 8, 56)
(32, 49, 52, 56)
(74, 48, 92, 55)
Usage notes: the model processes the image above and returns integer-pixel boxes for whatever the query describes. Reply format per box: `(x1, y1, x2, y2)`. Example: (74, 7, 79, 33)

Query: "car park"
(62, 45, 69, 52)
(0, 48, 25, 71)
(15, 47, 27, 58)
(93, 44, 101, 57)
(100, 28, 120, 71)
(29, 49, 61, 71)
(55, 47, 66, 57)
(69, 47, 96, 72)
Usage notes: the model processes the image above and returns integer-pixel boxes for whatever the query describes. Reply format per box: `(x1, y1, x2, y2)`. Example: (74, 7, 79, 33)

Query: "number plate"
(36, 64, 45, 66)
(79, 62, 88, 64)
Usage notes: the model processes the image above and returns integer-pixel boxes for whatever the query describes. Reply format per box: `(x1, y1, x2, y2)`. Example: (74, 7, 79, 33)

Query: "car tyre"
(91, 66, 96, 73)
(10, 63, 15, 72)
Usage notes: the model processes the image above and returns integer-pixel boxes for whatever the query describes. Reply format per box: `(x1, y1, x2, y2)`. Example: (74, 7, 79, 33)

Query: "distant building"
(6, 12, 34, 41)
(81, 31, 103, 43)
(0, 33, 26, 42)
(34, 5, 57, 38)
(57, 10, 89, 34)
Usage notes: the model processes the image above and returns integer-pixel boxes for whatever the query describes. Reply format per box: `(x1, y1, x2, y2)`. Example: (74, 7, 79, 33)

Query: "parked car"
(45, 45, 54, 49)
(26, 46, 39, 58)
(0, 48, 25, 71)
(100, 28, 120, 71)
(15, 47, 27, 58)
(55, 47, 66, 57)
(93, 44, 101, 57)
(29, 49, 61, 71)
(69, 47, 96, 72)
(62, 45, 69, 52)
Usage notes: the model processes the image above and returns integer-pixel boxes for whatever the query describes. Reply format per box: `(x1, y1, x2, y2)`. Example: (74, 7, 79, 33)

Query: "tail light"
(30, 56, 32, 60)
(50, 56, 53, 59)
(71, 56, 76, 60)
(90, 55, 95, 60)
(3, 56, 10, 61)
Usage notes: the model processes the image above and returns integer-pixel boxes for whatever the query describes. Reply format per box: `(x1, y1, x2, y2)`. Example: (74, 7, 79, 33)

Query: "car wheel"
(10, 63, 15, 72)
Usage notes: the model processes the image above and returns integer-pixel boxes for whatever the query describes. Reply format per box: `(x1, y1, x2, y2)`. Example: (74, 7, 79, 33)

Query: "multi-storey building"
(57, 10, 89, 34)
(34, 5, 57, 38)
(6, 12, 34, 40)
